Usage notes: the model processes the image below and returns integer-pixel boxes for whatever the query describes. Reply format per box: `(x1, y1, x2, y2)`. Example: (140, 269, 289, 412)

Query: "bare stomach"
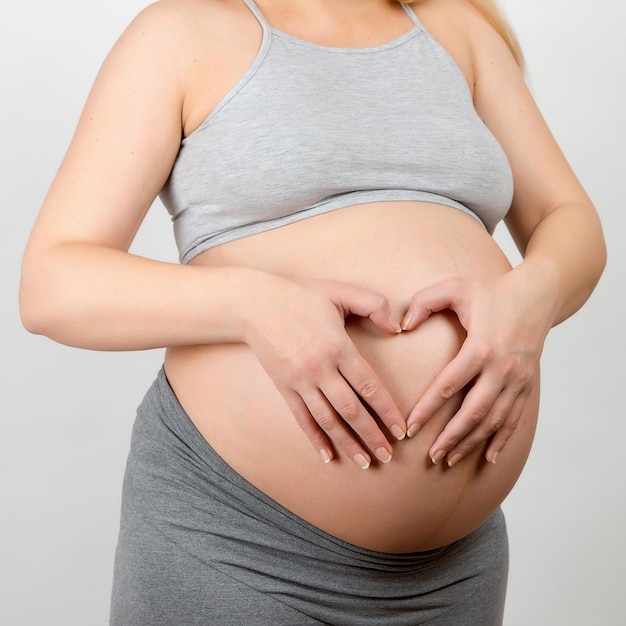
(164, 202, 538, 552)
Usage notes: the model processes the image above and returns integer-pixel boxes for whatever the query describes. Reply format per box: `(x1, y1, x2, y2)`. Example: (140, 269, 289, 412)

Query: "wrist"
(223, 266, 292, 344)
(510, 257, 561, 329)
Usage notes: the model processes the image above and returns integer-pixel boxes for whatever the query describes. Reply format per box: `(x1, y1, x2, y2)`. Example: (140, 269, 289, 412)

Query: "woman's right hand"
(238, 275, 406, 469)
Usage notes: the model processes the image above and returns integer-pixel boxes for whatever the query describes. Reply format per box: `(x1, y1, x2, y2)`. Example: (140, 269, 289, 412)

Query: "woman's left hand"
(401, 266, 558, 466)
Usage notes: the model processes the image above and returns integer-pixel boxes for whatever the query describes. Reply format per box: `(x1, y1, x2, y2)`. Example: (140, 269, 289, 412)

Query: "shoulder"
(411, 0, 522, 92)
(413, 0, 511, 39)
(96, 0, 258, 104)
(129, 0, 246, 28)
(107, 0, 255, 70)
(115, 0, 251, 52)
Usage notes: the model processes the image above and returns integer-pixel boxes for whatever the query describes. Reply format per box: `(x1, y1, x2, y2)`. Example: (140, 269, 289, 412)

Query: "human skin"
(19, 0, 605, 551)
(165, 201, 540, 551)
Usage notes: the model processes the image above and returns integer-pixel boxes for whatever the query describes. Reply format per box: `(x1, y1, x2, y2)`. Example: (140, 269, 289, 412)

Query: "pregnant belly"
(164, 202, 539, 552)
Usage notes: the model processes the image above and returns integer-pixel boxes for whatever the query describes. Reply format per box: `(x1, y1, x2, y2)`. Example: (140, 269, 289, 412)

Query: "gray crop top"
(160, 0, 514, 264)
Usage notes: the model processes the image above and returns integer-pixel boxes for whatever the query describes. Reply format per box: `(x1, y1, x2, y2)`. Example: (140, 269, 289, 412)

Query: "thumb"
(401, 278, 464, 331)
(333, 283, 402, 334)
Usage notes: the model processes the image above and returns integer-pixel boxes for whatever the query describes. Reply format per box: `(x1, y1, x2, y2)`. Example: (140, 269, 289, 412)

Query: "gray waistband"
(118, 368, 508, 624)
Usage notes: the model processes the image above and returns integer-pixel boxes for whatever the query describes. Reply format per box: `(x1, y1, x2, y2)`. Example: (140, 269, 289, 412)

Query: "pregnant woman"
(19, 0, 605, 623)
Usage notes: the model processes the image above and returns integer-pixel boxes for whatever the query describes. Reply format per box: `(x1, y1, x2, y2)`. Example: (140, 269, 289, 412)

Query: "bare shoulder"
(99, 0, 260, 134)
(112, 0, 252, 62)
(411, 0, 519, 91)
(136, 0, 252, 32)
(413, 0, 510, 39)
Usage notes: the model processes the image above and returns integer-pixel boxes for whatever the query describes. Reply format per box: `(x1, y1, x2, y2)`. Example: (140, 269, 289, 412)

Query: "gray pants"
(111, 369, 509, 625)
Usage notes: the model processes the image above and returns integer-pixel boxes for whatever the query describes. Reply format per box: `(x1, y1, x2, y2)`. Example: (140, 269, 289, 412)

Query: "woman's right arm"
(19, 2, 405, 466)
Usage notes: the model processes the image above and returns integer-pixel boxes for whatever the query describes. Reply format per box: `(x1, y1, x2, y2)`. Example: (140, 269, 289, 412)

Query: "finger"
(338, 352, 406, 442)
(366, 296, 403, 335)
(401, 278, 465, 331)
(443, 387, 520, 467)
(484, 391, 530, 464)
(283, 390, 335, 464)
(406, 345, 482, 438)
(305, 387, 380, 469)
(321, 375, 396, 465)
(327, 282, 402, 334)
(427, 375, 504, 463)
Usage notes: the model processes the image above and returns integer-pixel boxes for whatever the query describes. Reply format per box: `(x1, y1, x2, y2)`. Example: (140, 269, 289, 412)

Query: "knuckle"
(489, 415, 506, 433)
(439, 381, 459, 399)
(286, 364, 305, 386)
(290, 350, 332, 381)
(325, 341, 342, 361)
(358, 427, 381, 447)
(315, 409, 337, 432)
(356, 379, 379, 401)
(466, 407, 487, 427)
(286, 355, 312, 383)
(301, 353, 323, 375)
(442, 435, 460, 449)
(503, 414, 522, 434)
(338, 400, 359, 421)
(493, 417, 519, 443)
(473, 343, 495, 364)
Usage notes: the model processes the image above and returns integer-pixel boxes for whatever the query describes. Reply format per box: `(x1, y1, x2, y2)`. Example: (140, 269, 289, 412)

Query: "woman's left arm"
(402, 4, 607, 466)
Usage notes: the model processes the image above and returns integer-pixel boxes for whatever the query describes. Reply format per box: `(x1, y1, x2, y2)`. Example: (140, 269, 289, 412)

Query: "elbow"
(591, 217, 608, 287)
(19, 253, 65, 338)
(19, 273, 52, 337)
(598, 235, 608, 277)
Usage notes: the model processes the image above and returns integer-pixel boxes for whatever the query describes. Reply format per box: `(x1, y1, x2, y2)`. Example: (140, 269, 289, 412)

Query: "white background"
(1, 1, 624, 624)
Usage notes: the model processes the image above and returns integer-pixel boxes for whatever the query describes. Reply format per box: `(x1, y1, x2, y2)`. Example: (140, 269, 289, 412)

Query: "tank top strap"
(401, 2, 424, 29)
(245, 0, 422, 38)
(242, 0, 271, 31)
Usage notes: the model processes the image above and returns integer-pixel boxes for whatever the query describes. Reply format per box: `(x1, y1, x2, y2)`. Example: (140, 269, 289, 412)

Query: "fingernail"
(431, 450, 446, 464)
(320, 449, 331, 463)
(375, 447, 392, 464)
(401, 315, 412, 331)
(447, 454, 462, 467)
(490, 451, 499, 465)
(390, 424, 406, 440)
(354, 453, 371, 470)
(407, 423, 420, 438)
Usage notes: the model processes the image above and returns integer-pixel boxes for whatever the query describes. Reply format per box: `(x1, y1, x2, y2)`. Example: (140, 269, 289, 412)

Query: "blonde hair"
(402, 0, 525, 70)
